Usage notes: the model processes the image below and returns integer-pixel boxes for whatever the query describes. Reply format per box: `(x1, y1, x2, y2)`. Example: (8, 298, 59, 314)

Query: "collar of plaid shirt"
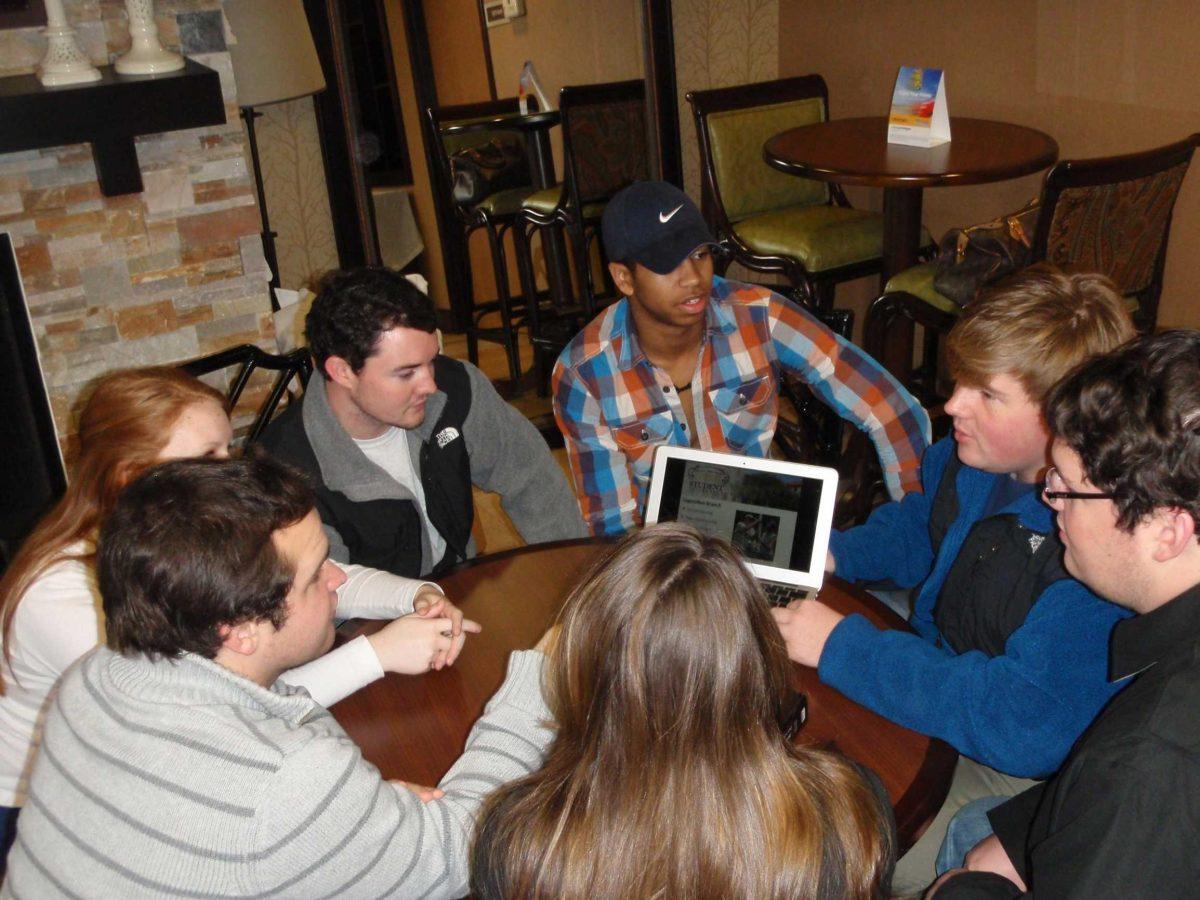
(612, 279, 742, 371)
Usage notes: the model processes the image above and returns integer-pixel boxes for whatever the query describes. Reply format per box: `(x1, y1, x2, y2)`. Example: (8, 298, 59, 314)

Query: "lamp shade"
(225, 0, 326, 108)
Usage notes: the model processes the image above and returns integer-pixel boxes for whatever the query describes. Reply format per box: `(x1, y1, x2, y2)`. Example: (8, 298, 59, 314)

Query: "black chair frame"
(424, 97, 542, 383)
(514, 78, 648, 393)
(180, 344, 311, 446)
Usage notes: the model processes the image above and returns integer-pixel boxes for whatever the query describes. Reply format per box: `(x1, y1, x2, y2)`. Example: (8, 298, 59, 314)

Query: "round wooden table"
(331, 539, 957, 850)
(765, 117, 1057, 376)
(764, 116, 1058, 280)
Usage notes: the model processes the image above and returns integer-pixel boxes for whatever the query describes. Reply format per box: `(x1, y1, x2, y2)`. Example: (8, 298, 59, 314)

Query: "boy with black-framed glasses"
(772, 264, 1135, 894)
(934, 330, 1200, 897)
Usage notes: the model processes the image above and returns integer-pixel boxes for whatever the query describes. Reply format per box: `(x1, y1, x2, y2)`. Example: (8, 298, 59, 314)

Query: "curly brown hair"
(305, 267, 437, 373)
(1046, 330, 1200, 533)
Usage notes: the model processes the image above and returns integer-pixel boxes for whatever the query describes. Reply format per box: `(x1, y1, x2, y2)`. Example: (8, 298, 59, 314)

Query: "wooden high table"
(331, 539, 958, 850)
(764, 116, 1058, 373)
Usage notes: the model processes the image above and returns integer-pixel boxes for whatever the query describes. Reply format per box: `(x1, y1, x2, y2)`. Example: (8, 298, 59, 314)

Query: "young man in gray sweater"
(261, 267, 585, 579)
(4, 456, 552, 897)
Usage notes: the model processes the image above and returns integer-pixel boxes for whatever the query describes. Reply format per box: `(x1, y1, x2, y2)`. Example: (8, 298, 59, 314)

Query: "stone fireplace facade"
(0, 0, 274, 448)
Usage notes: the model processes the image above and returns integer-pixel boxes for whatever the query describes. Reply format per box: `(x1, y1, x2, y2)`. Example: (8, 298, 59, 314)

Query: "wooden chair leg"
(812, 281, 836, 315)
(484, 224, 521, 383)
(512, 221, 549, 392)
(863, 292, 912, 388)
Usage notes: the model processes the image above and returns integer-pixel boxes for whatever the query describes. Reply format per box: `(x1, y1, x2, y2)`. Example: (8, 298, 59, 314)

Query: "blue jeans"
(936, 795, 1008, 874)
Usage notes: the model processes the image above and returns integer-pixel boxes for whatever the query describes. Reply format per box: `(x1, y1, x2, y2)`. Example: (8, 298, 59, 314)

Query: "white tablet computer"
(643, 446, 839, 604)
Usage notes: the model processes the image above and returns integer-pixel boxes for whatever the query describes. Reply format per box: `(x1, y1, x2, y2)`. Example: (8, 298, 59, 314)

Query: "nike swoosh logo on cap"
(659, 204, 684, 223)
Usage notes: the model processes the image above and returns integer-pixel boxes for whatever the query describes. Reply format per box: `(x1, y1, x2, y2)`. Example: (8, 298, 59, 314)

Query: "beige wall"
(778, 0, 1200, 329)
(427, 0, 495, 106)
(257, 98, 339, 291)
(673, 0, 779, 198)
(382, 1, 457, 313)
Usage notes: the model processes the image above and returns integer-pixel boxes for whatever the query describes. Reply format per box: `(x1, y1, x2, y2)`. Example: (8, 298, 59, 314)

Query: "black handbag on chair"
(932, 199, 1040, 306)
(450, 137, 529, 206)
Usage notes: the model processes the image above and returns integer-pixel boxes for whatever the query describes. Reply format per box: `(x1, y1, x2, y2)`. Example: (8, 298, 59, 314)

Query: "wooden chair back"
(687, 75, 834, 232)
(559, 78, 649, 212)
(1031, 133, 1199, 329)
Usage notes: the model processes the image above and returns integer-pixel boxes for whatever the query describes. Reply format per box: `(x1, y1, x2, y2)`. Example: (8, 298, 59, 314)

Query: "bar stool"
(864, 133, 1200, 406)
(424, 97, 543, 383)
(513, 78, 650, 392)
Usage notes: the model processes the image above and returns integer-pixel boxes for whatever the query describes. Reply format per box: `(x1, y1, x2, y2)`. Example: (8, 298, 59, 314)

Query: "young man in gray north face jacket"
(261, 267, 585, 579)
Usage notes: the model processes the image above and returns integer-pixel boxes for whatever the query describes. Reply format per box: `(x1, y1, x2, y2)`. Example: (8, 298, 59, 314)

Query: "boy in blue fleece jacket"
(772, 266, 1135, 893)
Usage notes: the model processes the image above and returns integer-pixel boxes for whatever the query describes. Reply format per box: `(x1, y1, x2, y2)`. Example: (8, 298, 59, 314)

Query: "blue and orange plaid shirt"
(552, 277, 931, 536)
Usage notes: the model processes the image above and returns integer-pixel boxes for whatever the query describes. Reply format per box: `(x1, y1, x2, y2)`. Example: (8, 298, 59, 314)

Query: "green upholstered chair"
(513, 78, 650, 393)
(425, 97, 542, 383)
(864, 133, 1200, 405)
(687, 75, 922, 313)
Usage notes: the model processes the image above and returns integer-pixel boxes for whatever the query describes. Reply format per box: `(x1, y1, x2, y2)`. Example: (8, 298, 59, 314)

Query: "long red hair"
(0, 367, 223, 690)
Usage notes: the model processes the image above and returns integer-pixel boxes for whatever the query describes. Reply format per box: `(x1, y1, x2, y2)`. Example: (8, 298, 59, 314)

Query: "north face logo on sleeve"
(435, 427, 461, 449)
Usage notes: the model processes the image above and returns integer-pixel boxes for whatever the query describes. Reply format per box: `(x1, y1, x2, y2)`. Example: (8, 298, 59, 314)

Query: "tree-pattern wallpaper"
(258, 97, 339, 291)
(672, 0, 779, 199)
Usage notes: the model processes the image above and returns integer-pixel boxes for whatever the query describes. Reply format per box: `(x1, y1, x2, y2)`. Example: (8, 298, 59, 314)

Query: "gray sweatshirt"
(295, 367, 586, 575)
(4, 648, 551, 898)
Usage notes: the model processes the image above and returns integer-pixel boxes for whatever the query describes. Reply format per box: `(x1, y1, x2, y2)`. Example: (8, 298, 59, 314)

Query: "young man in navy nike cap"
(551, 180, 931, 536)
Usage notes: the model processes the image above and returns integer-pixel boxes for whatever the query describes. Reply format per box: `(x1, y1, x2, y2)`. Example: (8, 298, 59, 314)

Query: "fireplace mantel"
(0, 58, 226, 196)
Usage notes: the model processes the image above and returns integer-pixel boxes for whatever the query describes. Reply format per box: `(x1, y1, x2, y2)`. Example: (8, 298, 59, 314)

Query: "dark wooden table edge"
(436, 535, 613, 578)
(762, 116, 1060, 189)
(343, 538, 958, 849)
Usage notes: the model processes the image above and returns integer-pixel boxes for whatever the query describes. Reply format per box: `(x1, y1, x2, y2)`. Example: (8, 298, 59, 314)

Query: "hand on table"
(367, 611, 482, 675)
(413, 588, 480, 666)
(770, 598, 844, 668)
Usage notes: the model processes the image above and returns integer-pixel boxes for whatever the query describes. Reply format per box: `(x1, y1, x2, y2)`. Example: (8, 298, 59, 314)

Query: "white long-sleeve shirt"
(0, 545, 436, 807)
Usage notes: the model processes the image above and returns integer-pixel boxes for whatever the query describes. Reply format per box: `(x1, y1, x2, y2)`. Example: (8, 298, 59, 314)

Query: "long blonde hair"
(472, 524, 893, 899)
(0, 367, 222, 690)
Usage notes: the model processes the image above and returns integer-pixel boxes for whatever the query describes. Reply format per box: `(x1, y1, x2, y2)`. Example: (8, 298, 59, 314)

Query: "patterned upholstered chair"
(425, 97, 543, 383)
(687, 75, 928, 313)
(865, 133, 1200, 403)
(513, 78, 650, 392)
